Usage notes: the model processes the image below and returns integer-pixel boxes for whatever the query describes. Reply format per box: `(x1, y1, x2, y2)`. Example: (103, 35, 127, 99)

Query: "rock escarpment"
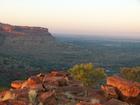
(101, 76, 140, 105)
(0, 22, 55, 54)
(1, 71, 139, 105)
(0, 23, 52, 37)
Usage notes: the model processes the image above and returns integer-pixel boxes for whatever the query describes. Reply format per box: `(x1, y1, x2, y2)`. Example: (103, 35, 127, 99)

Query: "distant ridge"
(0, 22, 54, 38)
(0, 22, 81, 64)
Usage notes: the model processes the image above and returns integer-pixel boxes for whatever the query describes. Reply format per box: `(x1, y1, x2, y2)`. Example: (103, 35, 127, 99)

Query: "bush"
(68, 63, 106, 87)
(120, 67, 140, 82)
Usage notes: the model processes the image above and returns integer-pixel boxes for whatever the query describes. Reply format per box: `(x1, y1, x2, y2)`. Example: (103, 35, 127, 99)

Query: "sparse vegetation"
(69, 63, 106, 87)
(120, 67, 140, 82)
(1, 36, 140, 88)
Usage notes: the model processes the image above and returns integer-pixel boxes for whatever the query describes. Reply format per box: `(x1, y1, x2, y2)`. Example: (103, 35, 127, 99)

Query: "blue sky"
(0, 0, 140, 38)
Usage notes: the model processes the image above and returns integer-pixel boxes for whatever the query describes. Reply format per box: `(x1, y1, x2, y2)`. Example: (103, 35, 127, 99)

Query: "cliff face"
(0, 23, 52, 36)
(0, 23, 54, 46)
(0, 23, 56, 55)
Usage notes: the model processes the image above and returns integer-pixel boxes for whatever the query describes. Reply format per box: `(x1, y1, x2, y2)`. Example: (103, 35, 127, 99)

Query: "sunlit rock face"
(0, 23, 51, 36)
(106, 75, 140, 105)
(101, 85, 118, 99)
(107, 76, 140, 97)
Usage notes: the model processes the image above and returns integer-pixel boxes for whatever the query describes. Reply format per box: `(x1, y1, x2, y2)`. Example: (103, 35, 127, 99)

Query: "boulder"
(56, 84, 84, 95)
(27, 76, 42, 86)
(101, 85, 118, 99)
(0, 90, 15, 101)
(43, 72, 68, 88)
(11, 89, 29, 99)
(21, 76, 43, 90)
(0, 89, 29, 103)
(76, 101, 102, 105)
(47, 71, 68, 77)
(5, 99, 28, 105)
(2, 72, 140, 105)
(107, 76, 140, 97)
(107, 76, 140, 105)
(38, 91, 57, 105)
(11, 80, 24, 89)
(76, 101, 93, 105)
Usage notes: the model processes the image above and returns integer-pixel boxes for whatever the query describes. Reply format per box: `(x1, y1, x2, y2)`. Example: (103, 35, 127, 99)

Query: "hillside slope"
(0, 23, 84, 64)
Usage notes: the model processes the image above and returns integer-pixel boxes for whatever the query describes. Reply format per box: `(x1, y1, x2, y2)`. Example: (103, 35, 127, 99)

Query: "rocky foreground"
(0, 71, 140, 105)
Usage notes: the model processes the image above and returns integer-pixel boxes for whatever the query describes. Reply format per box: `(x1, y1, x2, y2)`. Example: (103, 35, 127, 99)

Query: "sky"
(0, 0, 140, 38)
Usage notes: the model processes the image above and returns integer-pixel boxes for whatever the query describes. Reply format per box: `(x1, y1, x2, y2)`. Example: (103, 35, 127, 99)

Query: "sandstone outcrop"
(101, 85, 118, 99)
(1, 72, 139, 105)
(107, 75, 140, 97)
(0, 23, 52, 36)
(11, 80, 24, 89)
(105, 75, 140, 105)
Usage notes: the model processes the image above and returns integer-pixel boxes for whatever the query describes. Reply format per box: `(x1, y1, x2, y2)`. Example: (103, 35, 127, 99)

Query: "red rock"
(36, 73, 46, 81)
(101, 85, 118, 99)
(47, 71, 70, 80)
(0, 22, 49, 33)
(21, 76, 43, 90)
(43, 72, 68, 87)
(0, 90, 15, 101)
(57, 95, 70, 105)
(57, 85, 84, 95)
(6, 99, 28, 105)
(76, 101, 102, 105)
(88, 90, 108, 104)
(0, 101, 7, 105)
(11, 80, 24, 89)
(48, 71, 67, 77)
(107, 76, 140, 97)
(107, 76, 140, 105)
(2, 72, 137, 105)
(38, 91, 56, 105)
(11, 89, 29, 99)
(43, 77, 68, 89)
(76, 101, 93, 105)
(104, 98, 129, 105)
(27, 76, 41, 85)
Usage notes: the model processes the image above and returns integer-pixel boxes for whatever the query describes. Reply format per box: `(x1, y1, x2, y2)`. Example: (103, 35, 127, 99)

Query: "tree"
(68, 63, 106, 96)
(120, 67, 140, 82)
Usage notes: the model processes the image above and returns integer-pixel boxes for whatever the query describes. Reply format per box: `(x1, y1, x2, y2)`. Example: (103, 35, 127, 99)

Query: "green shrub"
(120, 67, 140, 82)
(68, 63, 106, 87)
